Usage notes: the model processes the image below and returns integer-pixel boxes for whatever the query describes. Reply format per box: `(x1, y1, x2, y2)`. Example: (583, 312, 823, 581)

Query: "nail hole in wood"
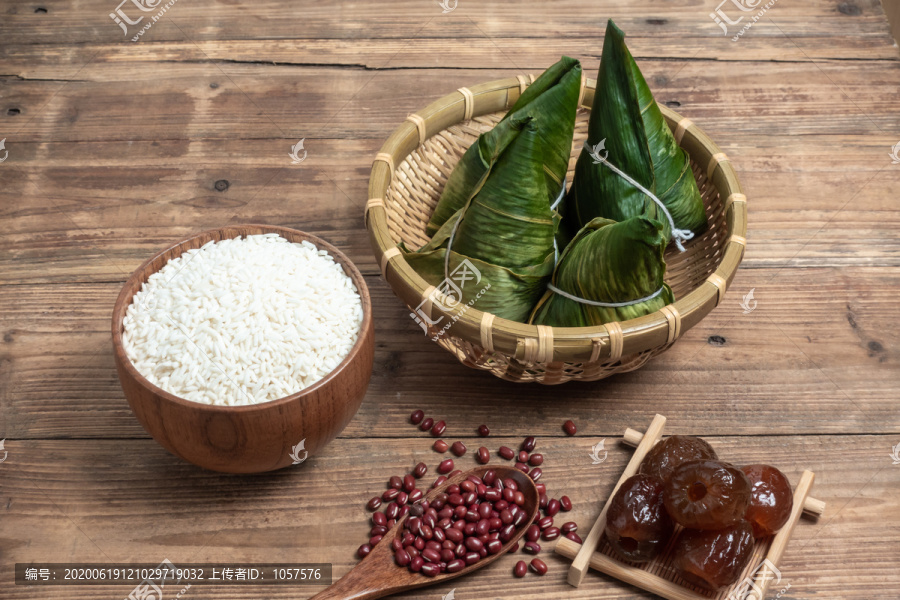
(34, 7, 48, 13)
(665, 100, 681, 108)
(837, 2, 861, 16)
(7, 108, 21, 116)
(646, 18, 667, 25)
(214, 179, 230, 192)
(708, 335, 727, 346)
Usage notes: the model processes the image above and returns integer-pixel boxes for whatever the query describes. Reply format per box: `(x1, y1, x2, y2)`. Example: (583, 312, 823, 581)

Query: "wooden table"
(2, 1, 898, 598)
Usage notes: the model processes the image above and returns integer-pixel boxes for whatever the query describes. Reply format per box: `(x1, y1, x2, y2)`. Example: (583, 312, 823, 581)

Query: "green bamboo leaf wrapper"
(567, 20, 705, 242)
(426, 56, 582, 238)
(404, 117, 558, 323)
(530, 216, 674, 327)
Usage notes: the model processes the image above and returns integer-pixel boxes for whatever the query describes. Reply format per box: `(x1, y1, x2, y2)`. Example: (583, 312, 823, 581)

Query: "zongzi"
(530, 216, 674, 327)
(567, 20, 706, 250)
(426, 56, 582, 238)
(404, 116, 558, 323)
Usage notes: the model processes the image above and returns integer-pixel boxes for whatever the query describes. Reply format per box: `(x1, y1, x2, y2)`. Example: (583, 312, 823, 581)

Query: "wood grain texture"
(1, 0, 898, 597)
(0, 436, 896, 599)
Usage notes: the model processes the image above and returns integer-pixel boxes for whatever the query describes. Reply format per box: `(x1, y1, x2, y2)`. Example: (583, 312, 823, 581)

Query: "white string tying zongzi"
(584, 141, 694, 252)
(546, 282, 664, 308)
(551, 178, 566, 266)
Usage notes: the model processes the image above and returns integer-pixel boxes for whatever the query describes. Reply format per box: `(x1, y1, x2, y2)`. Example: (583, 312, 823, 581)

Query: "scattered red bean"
(559, 495, 572, 511)
(432, 475, 448, 488)
(389, 476, 403, 490)
(563, 419, 577, 436)
(357, 543, 372, 559)
(478, 424, 490, 437)
(450, 441, 467, 457)
(477, 447, 490, 464)
(537, 516, 553, 530)
(546, 498, 561, 516)
(383, 488, 400, 502)
(518, 450, 530, 463)
(528, 453, 544, 467)
(410, 410, 425, 425)
(369, 534, 383, 546)
(542, 527, 561, 541)
(522, 437, 536, 452)
(413, 462, 427, 478)
(431, 420, 446, 436)
(530, 558, 548, 575)
(437, 459, 454, 474)
(565, 532, 583, 544)
(523, 541, 542, 554)
(514, 560, 528, 577)
(373, 512, 387, 527)
(432, 439, 449, 453)
(561, 522, 578, 534)
(498, 446, 515, 460)
(529, 468, 542, 481)
(366, 496, 382, 511)
(526, 524, 541, 542)
(395, 548, 411, 566)
(403, 474, 416, 492)
(514, 462, 529, 473)
(420, 417, 434, 432)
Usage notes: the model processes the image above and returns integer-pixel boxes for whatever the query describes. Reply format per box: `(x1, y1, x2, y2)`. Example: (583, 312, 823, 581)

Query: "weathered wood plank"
(1, 61, 898, 143)
(0, 435, 896, 598)
(1, 266, 897, 439)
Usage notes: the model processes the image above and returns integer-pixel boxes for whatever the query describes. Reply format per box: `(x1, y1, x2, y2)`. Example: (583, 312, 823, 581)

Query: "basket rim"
(365, 74, 747, 364)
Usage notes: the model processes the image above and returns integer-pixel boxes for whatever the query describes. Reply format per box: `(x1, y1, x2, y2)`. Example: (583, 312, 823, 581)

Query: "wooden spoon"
(310, 465, 540, 600)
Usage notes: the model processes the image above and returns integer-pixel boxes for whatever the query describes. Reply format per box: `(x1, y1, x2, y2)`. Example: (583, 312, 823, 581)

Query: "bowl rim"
(111, 223, 373, 413)
(364, 75, 747, 363)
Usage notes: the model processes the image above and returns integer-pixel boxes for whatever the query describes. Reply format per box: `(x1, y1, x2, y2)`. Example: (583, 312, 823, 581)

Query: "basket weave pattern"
(366, 78, 746, 383)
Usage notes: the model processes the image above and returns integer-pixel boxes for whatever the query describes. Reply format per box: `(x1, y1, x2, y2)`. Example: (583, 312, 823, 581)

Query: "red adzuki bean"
(565, 532, 583, 544)
(357, 544, 371, 559)
(450, 441, 467, 457)
(542, 527, 560, 541)
(420, 417, 434, 432)
(431, 420, 446, 436)
(437, 459, 454, 474)
(478, 424, 490, 437)
(560, 495, 572, 511)
(518, 450, 530, 464)
(366, 497, 382, 511)
(514, 560, 527, 577)
(561, 522, 577, 534)
(498, 446, 515, 460)
(477, 447, 490, 464)
(432, 439, 449, 453)
(410, 410, 425, 425)
(528, 453, 544, 466)
(389, 476, 403, 490)
(413, 462, 427, 478)
(522, 437, 536, 452)
(523, 541, 541, 554)
(530, 558, 548, 575)
(546, 498, 561, 516)
(563, 420, 577, 436)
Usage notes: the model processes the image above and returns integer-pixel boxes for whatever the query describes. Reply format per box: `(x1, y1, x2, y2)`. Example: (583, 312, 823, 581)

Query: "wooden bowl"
(366, 74, 747, 383)
(111, 224, 374, 473)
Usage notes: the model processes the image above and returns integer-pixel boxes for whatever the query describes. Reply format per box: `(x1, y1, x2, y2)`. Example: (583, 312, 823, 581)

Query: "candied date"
(640, 435, 718, 483)
(671, 521, 755, 591)
(664, 460, 751, 530)
(605, 474, 674, 562)
(742, 464, 793, 538)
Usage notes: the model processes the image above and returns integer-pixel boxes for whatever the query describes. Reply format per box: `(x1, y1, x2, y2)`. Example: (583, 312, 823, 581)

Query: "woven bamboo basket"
(365, 74, 747, 384)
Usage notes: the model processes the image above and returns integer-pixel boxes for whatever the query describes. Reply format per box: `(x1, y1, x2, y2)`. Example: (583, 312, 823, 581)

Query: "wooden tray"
(555, 415, 825, 600)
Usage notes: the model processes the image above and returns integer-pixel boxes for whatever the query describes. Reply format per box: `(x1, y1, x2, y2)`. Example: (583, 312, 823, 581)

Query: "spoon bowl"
(311, 465, 540, 600)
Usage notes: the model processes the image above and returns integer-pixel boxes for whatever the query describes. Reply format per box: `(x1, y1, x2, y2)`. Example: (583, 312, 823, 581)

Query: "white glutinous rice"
(122, 233, 363, 406)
